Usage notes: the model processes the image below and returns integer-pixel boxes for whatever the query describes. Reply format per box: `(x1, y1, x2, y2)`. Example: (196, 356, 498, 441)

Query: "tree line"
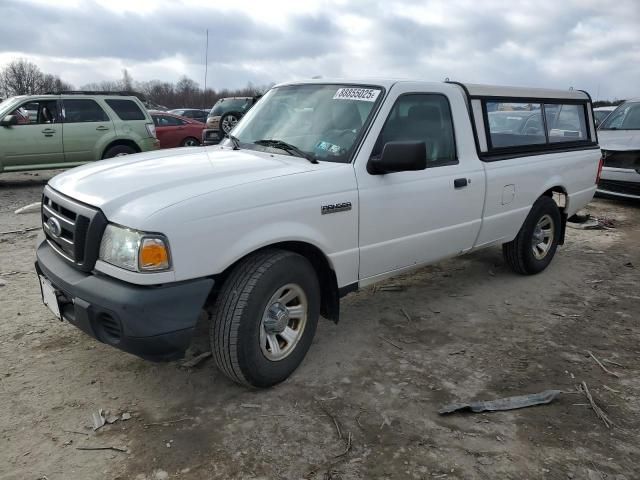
(0, 59, 272, 110)
(1, 58, 627, 110)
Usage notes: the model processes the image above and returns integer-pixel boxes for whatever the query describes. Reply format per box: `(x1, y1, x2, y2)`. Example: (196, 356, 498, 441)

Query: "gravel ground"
(1, 170, 639, 480)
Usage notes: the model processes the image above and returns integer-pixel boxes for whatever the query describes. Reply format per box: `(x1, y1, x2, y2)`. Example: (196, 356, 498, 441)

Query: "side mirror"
(0, 114, 17, 127)
(368, 141, 427, 175)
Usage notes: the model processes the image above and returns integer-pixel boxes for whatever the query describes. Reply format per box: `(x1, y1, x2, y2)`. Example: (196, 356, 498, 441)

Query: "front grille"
(598, 179, 640, 196)
(602, 150, 640, 170)
(41, 186, 108, 272)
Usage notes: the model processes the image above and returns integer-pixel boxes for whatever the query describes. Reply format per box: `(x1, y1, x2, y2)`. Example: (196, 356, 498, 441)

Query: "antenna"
(203, 29, 209, 108)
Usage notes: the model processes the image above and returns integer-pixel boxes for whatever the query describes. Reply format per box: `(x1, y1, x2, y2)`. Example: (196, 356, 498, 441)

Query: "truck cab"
(35, 79, 600, 388)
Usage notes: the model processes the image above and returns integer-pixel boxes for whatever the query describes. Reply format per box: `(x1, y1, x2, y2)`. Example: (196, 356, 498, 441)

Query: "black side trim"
(338, 282, 358, 298)
(480, 144, 600, 162)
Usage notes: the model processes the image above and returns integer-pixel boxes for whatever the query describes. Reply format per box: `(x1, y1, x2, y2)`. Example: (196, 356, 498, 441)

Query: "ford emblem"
(47, 217, 62, 238)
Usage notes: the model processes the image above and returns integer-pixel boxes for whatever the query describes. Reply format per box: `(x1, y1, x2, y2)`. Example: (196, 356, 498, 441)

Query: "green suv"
(0, 92, 160, 173)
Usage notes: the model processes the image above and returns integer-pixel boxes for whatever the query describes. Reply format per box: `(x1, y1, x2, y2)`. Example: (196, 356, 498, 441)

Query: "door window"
(372, 94, 457, 165)
(154, 115, 185, 126)
(104, 99, 146, 120)
(63, 99, 109, 123)
(10, 100, 59, 125)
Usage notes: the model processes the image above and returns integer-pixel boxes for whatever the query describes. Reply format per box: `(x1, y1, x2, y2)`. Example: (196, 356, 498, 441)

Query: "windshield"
(600, 102, 640, 130)
(228, 84, 383, 163)
(0, 96, 20, 114)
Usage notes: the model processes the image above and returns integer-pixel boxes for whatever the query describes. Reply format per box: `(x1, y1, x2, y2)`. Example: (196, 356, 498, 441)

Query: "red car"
(151, 111, 205, 148)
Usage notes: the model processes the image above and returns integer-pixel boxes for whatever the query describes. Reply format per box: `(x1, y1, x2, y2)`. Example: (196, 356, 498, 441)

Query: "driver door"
(354, 83, 485, 282)
(2, 99, 64, 169)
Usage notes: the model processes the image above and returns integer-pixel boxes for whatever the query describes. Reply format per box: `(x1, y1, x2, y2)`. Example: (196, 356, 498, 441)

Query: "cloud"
(0, 0, 638, 98)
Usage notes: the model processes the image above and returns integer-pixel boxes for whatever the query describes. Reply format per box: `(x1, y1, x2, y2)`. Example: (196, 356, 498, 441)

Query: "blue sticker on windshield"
(315, 141, 344, 157)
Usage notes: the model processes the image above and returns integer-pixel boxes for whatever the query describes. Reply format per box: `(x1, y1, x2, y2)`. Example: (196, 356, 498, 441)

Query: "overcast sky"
(1, 0, 639, 99)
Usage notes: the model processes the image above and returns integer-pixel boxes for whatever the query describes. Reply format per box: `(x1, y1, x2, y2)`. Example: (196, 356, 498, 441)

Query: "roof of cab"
(274, 78, 591, 101)
(461, 83, 590, 101)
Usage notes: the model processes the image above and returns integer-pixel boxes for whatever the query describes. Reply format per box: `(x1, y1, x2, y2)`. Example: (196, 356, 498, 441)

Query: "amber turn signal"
(139, 237, 170, 271)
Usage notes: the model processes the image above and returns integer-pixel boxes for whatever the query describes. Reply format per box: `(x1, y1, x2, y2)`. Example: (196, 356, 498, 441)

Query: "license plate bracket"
(39, 275, 61, 320)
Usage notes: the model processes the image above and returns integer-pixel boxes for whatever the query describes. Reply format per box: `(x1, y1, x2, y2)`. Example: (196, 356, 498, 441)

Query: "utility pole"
(203, 28, 209, 109)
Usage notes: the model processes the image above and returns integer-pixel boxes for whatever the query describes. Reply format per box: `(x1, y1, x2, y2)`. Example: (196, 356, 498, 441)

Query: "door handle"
(454, 178, 469, 189)
(96, 126, 109, 131)
(42, 128, 55, 134)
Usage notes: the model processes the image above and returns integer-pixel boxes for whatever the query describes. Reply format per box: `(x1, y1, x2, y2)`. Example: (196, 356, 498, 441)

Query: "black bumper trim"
(36, 240, 214, 361)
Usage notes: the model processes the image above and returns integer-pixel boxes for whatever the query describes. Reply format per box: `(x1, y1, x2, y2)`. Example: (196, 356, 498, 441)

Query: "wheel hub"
(533, 227, 544, 243)
(263, 302, 289, 334)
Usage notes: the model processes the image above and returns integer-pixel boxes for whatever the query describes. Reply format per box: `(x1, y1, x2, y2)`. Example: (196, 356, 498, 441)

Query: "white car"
(597, 99, 640, 199)
(35, 79, 600, 387)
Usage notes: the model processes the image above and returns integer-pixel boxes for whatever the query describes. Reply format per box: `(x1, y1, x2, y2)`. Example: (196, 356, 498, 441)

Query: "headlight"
(98, 224, 171, 272)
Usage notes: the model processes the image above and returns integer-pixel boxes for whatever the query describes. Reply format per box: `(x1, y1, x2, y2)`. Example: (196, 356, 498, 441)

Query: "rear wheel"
(181, 137, 200, 147)
(208, 249, 320, 388)
(103, 144, 136, 159)
(503, 196, 561, 275)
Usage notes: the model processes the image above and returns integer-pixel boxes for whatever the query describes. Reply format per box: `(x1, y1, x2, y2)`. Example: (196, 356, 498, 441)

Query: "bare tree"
(1, 59, 45, 96)
(0, 59, 272, 109)
(41, 74, 73, 93)
(80, 80, 123, 92)
(175, 76, 200, 107)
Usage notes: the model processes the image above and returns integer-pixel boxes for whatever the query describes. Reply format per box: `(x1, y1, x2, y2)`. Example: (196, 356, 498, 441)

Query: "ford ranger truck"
(35, 80, 601, 388)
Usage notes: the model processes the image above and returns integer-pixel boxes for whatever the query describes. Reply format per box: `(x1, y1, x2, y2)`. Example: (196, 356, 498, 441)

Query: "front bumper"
(202, 128, 222, 145)
(597, 167, 640, 199)
(35, 240, 214, 361)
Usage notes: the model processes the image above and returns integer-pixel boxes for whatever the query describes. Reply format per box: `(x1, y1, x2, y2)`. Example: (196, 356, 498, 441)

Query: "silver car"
(597, 99, 640, 199)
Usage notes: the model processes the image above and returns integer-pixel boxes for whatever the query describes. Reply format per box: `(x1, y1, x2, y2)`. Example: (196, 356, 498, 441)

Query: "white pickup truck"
(35, 79, 601, 387)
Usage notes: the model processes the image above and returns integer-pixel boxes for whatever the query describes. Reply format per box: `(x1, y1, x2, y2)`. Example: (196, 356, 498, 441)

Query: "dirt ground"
(1, 170, 639, 480)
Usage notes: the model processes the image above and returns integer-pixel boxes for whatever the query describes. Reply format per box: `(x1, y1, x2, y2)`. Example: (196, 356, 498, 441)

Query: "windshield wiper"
(254, 139, 318, 164)
(226, 134, 241, 150)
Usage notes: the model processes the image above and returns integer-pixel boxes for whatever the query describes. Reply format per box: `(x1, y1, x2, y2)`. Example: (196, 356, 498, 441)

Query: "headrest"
(332, 102, 362, 131)
(408, 104, 441, 125)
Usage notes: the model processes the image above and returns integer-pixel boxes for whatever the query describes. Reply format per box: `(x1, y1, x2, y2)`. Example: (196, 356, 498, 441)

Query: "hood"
(598, 130, 640, 152)
(49, 146, 315, 223)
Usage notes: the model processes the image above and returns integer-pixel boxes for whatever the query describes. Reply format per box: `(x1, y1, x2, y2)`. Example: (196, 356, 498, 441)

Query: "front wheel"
(208, 250, 320, 388)
(503, 196, 562, 275)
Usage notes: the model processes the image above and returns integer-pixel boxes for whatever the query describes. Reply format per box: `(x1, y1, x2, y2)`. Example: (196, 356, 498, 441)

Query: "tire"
(503, 195, 562, 275)
(208, 249, 320, 388)
(181, 137, 200, 147)
(103, 144, 136, 159)
(219, 111, 241, 135)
